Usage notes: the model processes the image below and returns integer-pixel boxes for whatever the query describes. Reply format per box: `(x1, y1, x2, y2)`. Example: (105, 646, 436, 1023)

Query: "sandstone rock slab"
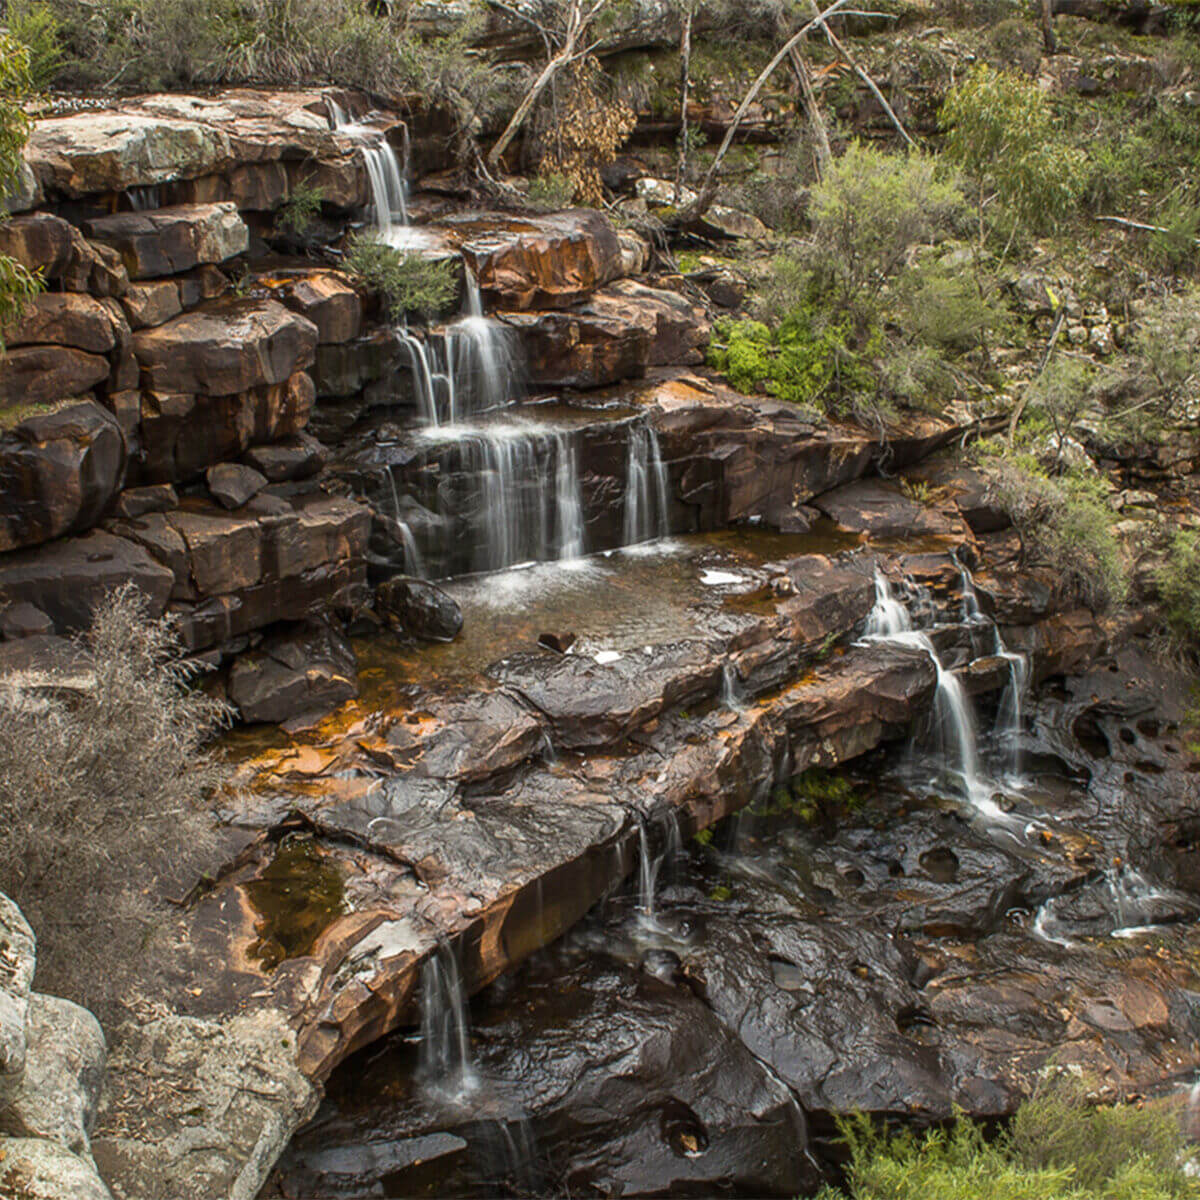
(0, 346, 110, 411)
(2, 294, 119, 354)
(83, 203, 248, 280)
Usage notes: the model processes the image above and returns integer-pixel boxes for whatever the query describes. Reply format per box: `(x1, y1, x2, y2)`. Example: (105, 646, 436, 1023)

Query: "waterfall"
(634, 810, 683, 931)
(385, 471, 426, 577)
(554, 433, 584, 561)
(622, 424, 671, 546)
(721, 661, 744, 711)
(328, 98, 408, 236)
(418, 942, 476, 1098)
(863, 571, 997, 819)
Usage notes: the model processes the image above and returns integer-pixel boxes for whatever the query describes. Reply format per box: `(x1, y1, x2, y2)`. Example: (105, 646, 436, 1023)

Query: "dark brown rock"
(132, 299, 318, 396)
(264, 271, 363, 344)
(0, 529, 173, 633)
(2, 294, 118, 354)
(501, 307, 651, 389)
(207, 462, 267, 510)
(376, 576, 463, 642)
(0, 213, 100, 290)
(0, 347, 110, 412)
(0, 399, 127, 552)
(228, 621, 358, 724)
(121, 280, 183, 330)
(110, 484, 178, 519)
(82, 203, 249, 280)
(0, 602, 53, 639)
(242, 433, 326, 482)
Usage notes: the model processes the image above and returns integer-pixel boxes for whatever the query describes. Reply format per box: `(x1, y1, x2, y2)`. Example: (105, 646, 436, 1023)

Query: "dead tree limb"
(1040, 0, 1058, 53)
(788, 45, 831, 178)
(486, 0, 608, 170)
(808, 0, 914, 149)
(1097, 213, 1200, 245)
(673, 2, 695, 204)
(1007, 306, 1067, 446)
(684, 0, 856, 220)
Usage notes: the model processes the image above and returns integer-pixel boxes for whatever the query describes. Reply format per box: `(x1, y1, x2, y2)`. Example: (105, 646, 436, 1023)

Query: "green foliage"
(1130, 286, 1200, 412)
(821, 1077, 1195, 1200)
(276, 180, 324, 235)
(807, 142, 965, 324)
(0, 32, 42, 351)
(941, 64, 1085, 239)
(1027, 357, 1100, 465)
(526, 171, 576, 211)
(1158, 531, 1200, 650)
(343, 236, 457, 320)
(975, 441, 1127, 610)
(893, 260, 1006, 352)
(5, 1, 64, 90)
(1147, 195, 1200, 276)
(791, 768, 863, 815)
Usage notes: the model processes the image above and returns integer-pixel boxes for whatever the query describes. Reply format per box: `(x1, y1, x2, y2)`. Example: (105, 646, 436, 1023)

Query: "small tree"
(0, 586, 228, 1015)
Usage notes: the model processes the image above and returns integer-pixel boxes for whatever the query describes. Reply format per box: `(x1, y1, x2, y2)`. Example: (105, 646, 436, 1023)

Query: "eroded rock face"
(3, 294, 119, 353)
(91, 1009, 317, 1200)
(83, 203, 249, 280)
(0, 400, 127, 552)
(0, 346, 110, 411)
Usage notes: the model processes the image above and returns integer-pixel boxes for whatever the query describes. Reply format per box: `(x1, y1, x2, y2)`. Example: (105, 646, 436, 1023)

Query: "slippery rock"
(227, 621, 358, 724)
(0, 602, 52, 639)
(0, 994, 106, 1157)
(132, 299, 317, 396)
(0, 400, 127, 552)
(82, 203, 248, 279)
(0, 894, 35, 1110)
(375, 575, 463, 641)
(0, 1137, 112, 1200)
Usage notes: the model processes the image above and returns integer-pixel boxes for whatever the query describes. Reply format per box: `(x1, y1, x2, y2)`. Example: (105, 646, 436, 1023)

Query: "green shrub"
(526, 171, 576, 211)
(941, 64, 1085, 240)
(1158, 531, 1200, 649)
(1027, 358, 1100, 466)
(276, 180, 324, 235)
(893, 260, 1007, 352)
(976, 443, 1127, 610)
(5, 0, 64, 90)
(343, 235, 458, 320)
(820, 1076, 1194, 1200)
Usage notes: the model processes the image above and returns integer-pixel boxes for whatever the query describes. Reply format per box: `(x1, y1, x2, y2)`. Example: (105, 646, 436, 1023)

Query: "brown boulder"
(83, 203, 249, 280)
(0, 346, 110, 412)
(0, 213, 101, 290)
(2, 294, 118, 354)
(594, 279, 710, 366)
(121, 280, 183, 330)
(0, 399, 127, 552)
(501, 307, 651, 389)
(263, 271, 363, 344)
(132, 299, 317, 395)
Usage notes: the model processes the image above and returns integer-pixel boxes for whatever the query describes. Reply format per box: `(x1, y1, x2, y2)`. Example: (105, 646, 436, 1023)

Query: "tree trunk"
(1040, 0, 1058, 53)
(673, 5, 694, 204)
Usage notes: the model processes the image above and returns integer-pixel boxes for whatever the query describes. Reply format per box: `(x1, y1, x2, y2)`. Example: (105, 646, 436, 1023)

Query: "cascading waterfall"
(720, 661, 745, 711)
(418, 942, 476, 1098)
(328, 97, 408, 235)
(635, 810, 684, 930)
(622, 424, 671, 547)
(554, 435, 585, 561)
(385, 473, 425, 578)
(864, 570, 998, 819)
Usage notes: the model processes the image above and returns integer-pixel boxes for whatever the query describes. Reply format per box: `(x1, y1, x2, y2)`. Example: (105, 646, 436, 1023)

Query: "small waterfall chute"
(418, 941, 477, 1099)
(622, 424, 671, 547)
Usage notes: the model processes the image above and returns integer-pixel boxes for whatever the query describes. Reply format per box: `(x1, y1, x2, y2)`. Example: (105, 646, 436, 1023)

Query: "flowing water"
(418, 942, 477, 1100)
(622, 424, 671, 547)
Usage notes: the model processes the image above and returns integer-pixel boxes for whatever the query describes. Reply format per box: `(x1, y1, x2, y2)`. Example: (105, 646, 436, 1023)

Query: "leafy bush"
(276, 180, 324, 235)
(1027, 357, 1101, 466)
(4, 0, 63, 90)
(820, 1076, 1194, 1200)
(0, 32, 43, 349)
(893, 260, 1007, 352)
(526, 171, 576, 211)
(1158, 531, 1200, 650)
(941, 64, 1085, 240)
(807, 142, 965, 325)
(977, 442, 1127, 610)
(343, 236, 458, 320)
(0, 586, 228, 1016)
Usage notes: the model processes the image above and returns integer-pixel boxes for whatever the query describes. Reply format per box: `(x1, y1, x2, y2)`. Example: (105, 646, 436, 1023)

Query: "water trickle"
(635, 810, 684, 930)
(385, 471, 426, 577)
(329, 98, 408, 235)
(418, 942, 476, 1098)
(622, 424, 671, 547)
(554, 433, 585, 561)
(720, 661, 745, 711)
(125, 184, 160, 212)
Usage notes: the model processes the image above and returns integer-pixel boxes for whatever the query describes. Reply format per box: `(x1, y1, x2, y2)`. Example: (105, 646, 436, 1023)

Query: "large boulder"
(0, 399, 127, 552)
(227, 621, 358, 724)
(0, 1137, 112, 1200)
(0, 994, 106, 1157)
(83, 203, 248, 280)
(0, 894, 35, 1111)
(451, 210, 626, 310)
(375, 575, 463, 641)
(500, 306, 651, 389)
(132, 299, 318, 395)
(262, 271, 363, 344)
(0, 529, 173, 633)
(0, 346, 110, 411)
(0, 213, 120, 293)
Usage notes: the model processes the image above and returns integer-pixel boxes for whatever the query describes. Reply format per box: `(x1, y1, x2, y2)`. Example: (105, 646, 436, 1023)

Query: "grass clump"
(275, 180, 325, 236)
(526, 171, 577, 211)
(820, 1077, 1196, 1199)
(343, 236, 457, 320)
(1157, 531, 1200, 653)
(0, 585, 229, 1019)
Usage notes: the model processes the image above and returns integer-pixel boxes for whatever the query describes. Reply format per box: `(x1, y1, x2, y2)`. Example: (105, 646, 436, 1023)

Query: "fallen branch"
(1007, 305, 1067, 446)
(1097, 213, 1200, 245)
(789, 45, 831, 178)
